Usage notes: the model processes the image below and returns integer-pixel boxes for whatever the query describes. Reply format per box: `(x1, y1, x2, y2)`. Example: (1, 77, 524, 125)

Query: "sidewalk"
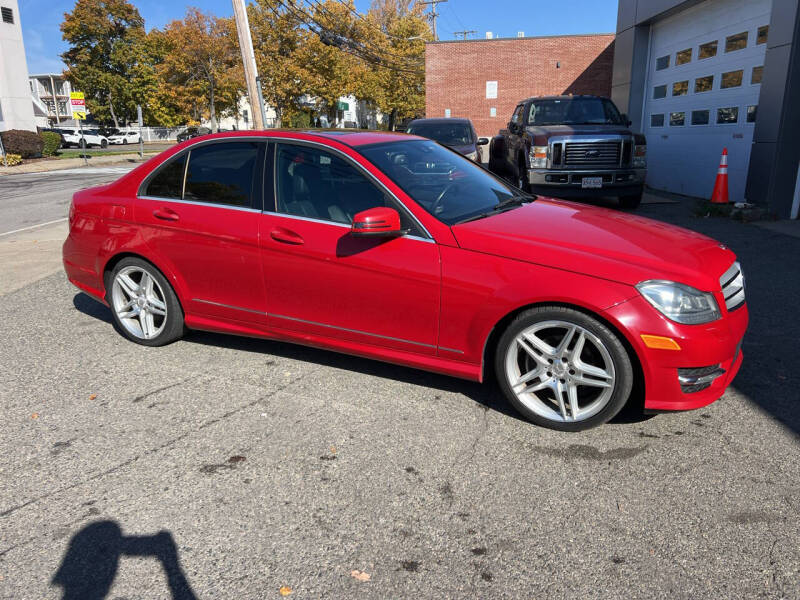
(0, 221, 68, 297)
(0, 152, 156, 176)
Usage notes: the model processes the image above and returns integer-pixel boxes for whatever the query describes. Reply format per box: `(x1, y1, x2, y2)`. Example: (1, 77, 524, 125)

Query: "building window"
(653, 85, 667, 99)
(1, 6, 14, 24)
(672, 80, 689, 96)
(751, 66, 763, 84)
(656, 55, 670, 70)
(676, 48, 692, 65)
(757, 25, 768, 45)
(651, 114, 665, 127)
(717, 107, 739, 124)
(747, 105, 757, 123)
(721, 70, 744, 89)
(691, 110, 710, 125)
(670, 112, 686, 126)
(695, 75, 714, 93)
(699, 40, 718, 59)
(725, 31, 748, 52)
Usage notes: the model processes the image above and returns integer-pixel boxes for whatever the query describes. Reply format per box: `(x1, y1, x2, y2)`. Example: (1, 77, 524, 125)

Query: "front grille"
(564, 141, 621, 167)
(719, 261, 745, 311)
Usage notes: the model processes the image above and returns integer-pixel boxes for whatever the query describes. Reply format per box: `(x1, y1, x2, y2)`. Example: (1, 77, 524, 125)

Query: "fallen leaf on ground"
(89, 394, 97, 400)
(350, 570, 371, 582)
(31, 413, 39, 420)
(279, 585, 293, 596)
(330, 446, 337, 454)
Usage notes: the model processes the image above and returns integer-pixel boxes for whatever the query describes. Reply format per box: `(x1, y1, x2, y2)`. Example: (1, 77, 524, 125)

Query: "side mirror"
(621, 113, 632, 127)
(477, 137, 489, 145)
(351, 206, 404, 237)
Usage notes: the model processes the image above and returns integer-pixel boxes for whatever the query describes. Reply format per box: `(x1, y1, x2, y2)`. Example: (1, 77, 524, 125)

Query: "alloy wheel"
(111, 266, 168, 340)
(504, 320, 616, 423)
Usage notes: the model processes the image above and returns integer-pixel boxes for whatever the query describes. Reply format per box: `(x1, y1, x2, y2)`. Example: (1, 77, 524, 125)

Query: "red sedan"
(63, 130, 748, 431)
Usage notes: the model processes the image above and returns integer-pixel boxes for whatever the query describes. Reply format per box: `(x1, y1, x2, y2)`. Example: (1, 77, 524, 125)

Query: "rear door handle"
(270, 227, 304, 245)
(153, 208, 180, 222)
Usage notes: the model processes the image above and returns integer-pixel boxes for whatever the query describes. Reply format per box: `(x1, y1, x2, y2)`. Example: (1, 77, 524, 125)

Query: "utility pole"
(232, 0, 265, 130)
(419, 0, 447, 41)
(454, 30, 476, 40)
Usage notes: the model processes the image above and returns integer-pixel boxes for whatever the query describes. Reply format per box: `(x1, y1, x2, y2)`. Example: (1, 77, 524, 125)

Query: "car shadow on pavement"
(52, 520, 197, 600)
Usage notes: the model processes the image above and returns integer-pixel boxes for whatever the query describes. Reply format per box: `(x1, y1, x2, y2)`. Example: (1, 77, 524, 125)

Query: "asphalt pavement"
(0, 175, 798, 599)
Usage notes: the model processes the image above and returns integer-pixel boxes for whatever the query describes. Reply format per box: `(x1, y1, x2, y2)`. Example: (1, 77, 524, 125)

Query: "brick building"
(425, 34, 615, 138)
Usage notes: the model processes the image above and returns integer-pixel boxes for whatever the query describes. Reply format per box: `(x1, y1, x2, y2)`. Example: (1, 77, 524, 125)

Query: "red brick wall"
(425, 35, 615, 138)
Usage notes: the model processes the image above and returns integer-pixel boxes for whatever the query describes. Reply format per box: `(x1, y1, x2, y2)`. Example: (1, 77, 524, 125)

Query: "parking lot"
(1, 169, 799, 599)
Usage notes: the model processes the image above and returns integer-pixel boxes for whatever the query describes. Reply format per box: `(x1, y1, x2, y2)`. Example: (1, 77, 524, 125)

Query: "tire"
(494, 306, 633, 431)
(107, 257, 185, 347)
(488, 137, 506, 176)
(101, 139, 108, 149)
(123, 139, 128, 145)
(79, 139, 87, 149)
(619, 190, 643, 210)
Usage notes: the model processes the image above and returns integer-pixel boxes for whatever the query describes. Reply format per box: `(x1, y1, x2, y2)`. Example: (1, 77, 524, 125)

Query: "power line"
(453, 29, 476, 40)
(418, 0, 447, 41)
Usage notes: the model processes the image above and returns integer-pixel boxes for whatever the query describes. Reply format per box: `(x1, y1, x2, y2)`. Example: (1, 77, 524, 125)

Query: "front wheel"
(495, 306, 633, 431)
(108, 258, 185, 347)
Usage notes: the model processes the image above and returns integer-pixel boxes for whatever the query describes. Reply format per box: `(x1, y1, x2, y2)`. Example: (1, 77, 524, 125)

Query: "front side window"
(699, 40, 718, 59)
(145, 154, 186, 199)
(274, 143, 420, 234)
(670, 112, 686, 126)
(511, 105, 524, 124)
(651, 114, 665, 127)
(184, 142, 260, 207)
(653, 85, 667, 99)
(691, 110, 710, 125)
(527, 97, 625, 125)
(656, 55, 670, 70)
(725, 31, 748, 52)
(721, 70, 744, 89)
(672, 80, 689, 96)
(676, 48, 692, 65)
(695, 75, 714, 93)
(752, 66, 763, 84)
(359, 140, 521, 226)
(717, 107, 739, 124)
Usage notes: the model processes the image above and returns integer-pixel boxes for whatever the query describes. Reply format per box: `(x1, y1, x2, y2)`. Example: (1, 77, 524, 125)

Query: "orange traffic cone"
(711, 148, 729, 204)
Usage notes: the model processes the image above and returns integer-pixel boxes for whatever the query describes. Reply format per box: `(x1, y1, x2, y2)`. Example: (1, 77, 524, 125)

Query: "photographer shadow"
(52, 520, 197, 600)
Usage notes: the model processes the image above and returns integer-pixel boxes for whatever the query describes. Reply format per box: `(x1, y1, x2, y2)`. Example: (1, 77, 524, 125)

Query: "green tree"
(61, 0, 150, 127)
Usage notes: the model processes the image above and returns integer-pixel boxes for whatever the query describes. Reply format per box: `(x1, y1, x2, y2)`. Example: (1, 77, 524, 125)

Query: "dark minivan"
(406, 118, 488, 163)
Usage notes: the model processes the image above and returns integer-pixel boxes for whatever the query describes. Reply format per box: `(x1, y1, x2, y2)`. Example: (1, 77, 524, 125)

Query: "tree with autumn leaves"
(60, 0, 429, 130)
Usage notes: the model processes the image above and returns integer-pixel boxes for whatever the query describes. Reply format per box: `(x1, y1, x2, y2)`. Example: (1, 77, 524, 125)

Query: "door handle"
(270, 227, 304, 245)
(153, 208, 180, 222)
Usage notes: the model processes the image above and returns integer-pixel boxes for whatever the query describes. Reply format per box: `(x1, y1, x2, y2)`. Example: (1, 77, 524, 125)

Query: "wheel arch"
(481, 300, 645, 409)
(102, 252, 187, 313)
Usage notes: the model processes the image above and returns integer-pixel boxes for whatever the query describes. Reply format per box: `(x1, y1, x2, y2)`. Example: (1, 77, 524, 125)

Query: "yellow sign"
(70, 91, 85, 101)
(74, 112, 86, 121)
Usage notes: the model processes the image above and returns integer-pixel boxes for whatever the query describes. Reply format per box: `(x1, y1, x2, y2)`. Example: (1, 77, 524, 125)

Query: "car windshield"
(406, 122, 474, 146)
(528, 98, 625, 126)
(358, 140, 525, 225)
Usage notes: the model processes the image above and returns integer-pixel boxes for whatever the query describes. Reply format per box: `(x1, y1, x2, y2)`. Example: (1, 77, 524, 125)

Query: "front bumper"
(528, 168, 647, 197)
(604, 295, 749, 412)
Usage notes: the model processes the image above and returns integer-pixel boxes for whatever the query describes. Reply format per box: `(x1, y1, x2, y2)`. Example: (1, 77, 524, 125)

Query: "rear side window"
(145, 154, 186, 199)
(184, 142, 260, 207)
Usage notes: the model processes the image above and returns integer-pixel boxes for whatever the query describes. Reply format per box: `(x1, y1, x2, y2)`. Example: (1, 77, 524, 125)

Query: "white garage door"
(643, 0, 771, 202)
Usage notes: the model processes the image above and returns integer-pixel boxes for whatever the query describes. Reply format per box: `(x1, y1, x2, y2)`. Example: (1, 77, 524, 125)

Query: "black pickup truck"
(488, 95, 647, 209)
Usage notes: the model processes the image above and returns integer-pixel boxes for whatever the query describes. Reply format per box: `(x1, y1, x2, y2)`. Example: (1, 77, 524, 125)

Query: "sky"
(19, 0, 620, 74)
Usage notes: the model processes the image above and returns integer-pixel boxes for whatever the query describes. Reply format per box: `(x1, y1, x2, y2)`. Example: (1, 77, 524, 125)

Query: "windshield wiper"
(454, 195, 535, 225)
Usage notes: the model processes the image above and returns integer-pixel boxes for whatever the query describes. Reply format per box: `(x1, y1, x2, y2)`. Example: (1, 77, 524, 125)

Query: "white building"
(0, 0, 36, 131)
(29, 73, 74, 128)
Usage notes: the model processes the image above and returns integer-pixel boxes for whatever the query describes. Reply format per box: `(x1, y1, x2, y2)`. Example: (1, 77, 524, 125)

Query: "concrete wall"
(0, 0, 35, 132)
(425, 35, 615, 139)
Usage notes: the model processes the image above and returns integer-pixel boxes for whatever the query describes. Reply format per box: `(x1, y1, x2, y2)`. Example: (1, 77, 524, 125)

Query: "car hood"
(446, 143, 477, 156)
(451, 199, 736, 291)
(525, 124, 635, 144)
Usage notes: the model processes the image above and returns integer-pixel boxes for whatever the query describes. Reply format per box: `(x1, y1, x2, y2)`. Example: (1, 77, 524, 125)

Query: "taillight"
(68, 197, 76, 227)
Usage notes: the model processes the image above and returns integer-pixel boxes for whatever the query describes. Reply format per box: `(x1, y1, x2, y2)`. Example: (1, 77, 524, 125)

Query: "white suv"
(58, 128, 109, 149)
(108, 130, 142, 145)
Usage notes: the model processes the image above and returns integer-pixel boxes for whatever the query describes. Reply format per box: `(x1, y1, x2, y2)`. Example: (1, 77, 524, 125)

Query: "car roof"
(407, 118, 472, 125)
(179, 129, 425, 148)
(521, 94, 608, 103)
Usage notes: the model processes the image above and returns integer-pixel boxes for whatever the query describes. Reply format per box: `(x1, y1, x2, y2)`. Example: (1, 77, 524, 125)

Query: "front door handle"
(270, 227, 304, 245)
(153, 208, 180, 222)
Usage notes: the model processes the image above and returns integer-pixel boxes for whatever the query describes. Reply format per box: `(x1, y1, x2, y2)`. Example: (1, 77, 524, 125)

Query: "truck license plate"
(582, 177, 603, 189)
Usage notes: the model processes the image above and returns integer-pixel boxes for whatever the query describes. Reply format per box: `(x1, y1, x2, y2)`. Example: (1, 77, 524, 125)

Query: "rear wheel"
(108, 258, 184, 347)
(495, 306, 633, 431)
(100, 139, 108, 149)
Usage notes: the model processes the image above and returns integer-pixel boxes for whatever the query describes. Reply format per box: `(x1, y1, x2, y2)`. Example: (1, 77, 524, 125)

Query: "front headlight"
(633, 145, 647, 168)
(636, 280, 720, 324)
(529, 146, 548, 168)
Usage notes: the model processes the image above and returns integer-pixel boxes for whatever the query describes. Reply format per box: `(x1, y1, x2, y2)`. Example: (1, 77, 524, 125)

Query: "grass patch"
(693, 200, 733, 217)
